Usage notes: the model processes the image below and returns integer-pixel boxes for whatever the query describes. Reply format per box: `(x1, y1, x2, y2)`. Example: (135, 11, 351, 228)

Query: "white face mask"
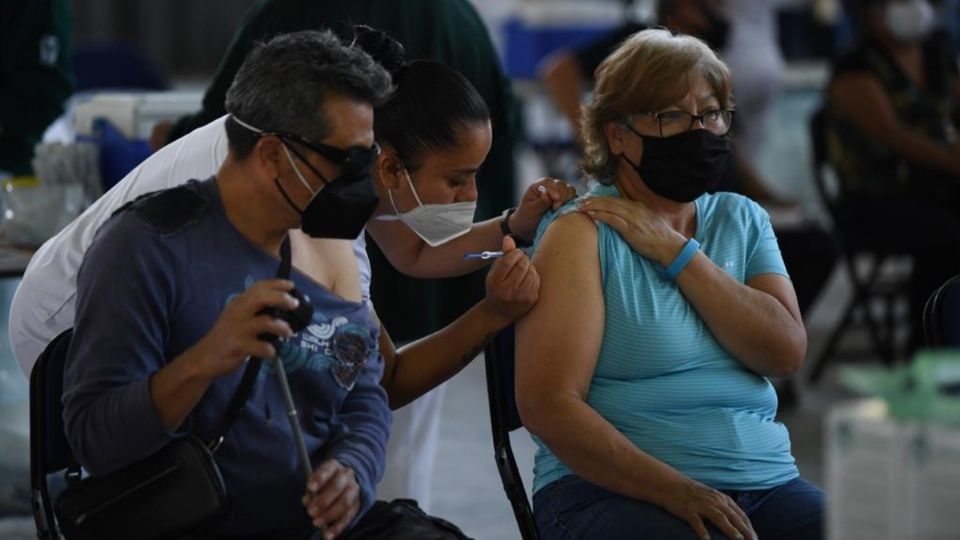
(374, 169, 476, 247)
(885, 0, 935, 43)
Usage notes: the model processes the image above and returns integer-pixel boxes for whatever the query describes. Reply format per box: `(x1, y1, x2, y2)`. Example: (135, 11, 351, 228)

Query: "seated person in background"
(541, 0, 836, 321)
(62, 31, 465, 539)
(540, 0, 729, 137)
(517, 29, 823, 540)
(827, 0, 960, 351)
(0, 0, 73, 176)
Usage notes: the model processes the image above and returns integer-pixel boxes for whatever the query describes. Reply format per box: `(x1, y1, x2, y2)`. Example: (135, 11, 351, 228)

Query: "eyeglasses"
(230, 116, 380, 175)
(274, 131, 380, 178)
(633, 109, 735, 138)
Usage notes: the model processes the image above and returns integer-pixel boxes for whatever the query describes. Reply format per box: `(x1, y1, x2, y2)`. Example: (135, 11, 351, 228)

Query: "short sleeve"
(745, 206, 789, 280)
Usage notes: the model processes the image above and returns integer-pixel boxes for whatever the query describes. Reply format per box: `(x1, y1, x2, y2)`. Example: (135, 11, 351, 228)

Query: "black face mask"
(228, 115, 380, 240)
(276, 140, 380, 240)
(621, 125, 732, 203)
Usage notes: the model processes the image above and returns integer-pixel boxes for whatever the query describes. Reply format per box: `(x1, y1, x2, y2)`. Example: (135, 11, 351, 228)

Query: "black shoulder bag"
(55, 239, 295, 540)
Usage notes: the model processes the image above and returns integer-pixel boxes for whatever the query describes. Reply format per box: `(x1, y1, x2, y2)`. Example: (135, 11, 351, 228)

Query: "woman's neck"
(614, 168, 697, 238)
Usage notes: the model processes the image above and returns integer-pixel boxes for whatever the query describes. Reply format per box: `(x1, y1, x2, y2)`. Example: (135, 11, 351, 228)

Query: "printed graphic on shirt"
(227, 277, 378, 390)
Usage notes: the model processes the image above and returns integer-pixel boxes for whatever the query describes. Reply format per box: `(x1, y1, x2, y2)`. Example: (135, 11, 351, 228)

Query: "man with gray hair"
(61, 30, 465, 539)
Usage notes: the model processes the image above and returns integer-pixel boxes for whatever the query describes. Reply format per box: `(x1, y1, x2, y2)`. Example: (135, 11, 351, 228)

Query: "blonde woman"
(516, 29, 823, 540)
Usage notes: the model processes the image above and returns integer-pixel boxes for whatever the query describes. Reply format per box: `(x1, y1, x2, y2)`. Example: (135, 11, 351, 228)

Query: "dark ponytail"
(352, 25, 491, 170)
(375, 61, 490, 170)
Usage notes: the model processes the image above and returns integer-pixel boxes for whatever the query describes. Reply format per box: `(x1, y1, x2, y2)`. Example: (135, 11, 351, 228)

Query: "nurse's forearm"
(380, 298, 511, 409)
(382, 217, 506, 278)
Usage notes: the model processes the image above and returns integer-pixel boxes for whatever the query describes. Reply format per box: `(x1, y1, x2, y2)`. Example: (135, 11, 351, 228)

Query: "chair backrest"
(924, 274, 960, 347)
(30, 329, 76, 539)
(809, 105, 842, 221)
(483, 325, 539, 540)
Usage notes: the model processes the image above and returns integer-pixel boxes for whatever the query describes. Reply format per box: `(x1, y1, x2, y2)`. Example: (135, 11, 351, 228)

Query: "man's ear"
(252, 135, 286, 181)
(374, 146, 405, 191)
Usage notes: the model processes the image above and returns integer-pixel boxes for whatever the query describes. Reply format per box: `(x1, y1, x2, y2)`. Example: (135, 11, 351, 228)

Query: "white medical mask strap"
(402, 168, 426, 208)
(385, 188, 404, 218)
(231, 115, 264, 134)
(282, 144, 317, 196)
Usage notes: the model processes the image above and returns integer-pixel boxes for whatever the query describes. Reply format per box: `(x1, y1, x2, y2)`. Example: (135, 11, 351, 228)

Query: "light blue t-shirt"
(529, 183, 799, 494)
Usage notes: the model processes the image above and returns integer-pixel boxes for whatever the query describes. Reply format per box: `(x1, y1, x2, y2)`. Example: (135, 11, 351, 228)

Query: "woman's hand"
(662, 479, 758, 540)
(510, 177, 578, 242)
(482, 235, 540, 324)
(576, 195, 685, 265)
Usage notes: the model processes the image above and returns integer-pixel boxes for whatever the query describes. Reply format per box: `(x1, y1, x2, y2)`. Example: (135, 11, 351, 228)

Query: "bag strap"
(209, 237, 292, 452)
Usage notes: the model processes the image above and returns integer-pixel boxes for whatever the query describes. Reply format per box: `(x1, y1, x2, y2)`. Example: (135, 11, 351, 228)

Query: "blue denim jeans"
(533, 475, 824, 540)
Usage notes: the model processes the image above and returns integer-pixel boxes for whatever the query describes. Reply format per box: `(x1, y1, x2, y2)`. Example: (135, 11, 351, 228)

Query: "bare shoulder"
(535, 211, 598, 258)
(290, 233, 361, 302)
(532, 211, 600, 284)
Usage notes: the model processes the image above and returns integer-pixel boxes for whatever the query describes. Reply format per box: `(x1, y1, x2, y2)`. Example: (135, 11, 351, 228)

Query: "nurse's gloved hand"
(511, 177, 578, 242)
(481, 235, 540, 324)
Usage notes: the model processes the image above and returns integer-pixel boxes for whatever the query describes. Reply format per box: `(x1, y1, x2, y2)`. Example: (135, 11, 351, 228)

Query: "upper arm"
(516, 214, 604, 423)
(745, 207, 802, 324)
(829, 73, 903, 146)
(746, 273, 803, 325)
(63, 218, 176, 470)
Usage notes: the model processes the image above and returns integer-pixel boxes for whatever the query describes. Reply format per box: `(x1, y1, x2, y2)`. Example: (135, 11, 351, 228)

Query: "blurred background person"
(0, 0, 74, 177)
(540, 0, 730, 139)
(825, 0, 960, 352)
(718, 0, 838, 331)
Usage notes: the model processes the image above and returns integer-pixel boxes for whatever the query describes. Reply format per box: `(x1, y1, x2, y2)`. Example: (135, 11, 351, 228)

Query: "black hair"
(224, 30, 393, 158)
(374, 61, 490, 170)
(353, 26, 490, 170)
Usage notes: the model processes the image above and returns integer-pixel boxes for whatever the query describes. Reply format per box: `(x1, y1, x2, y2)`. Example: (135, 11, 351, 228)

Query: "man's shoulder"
(112, 179, 213, 236)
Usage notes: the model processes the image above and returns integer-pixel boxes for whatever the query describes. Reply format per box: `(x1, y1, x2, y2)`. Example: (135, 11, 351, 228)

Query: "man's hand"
(190, 279, 299, 379)
(482, 235, 540, 324)
(302, 459, 361, 540)
(510, 177, 578, 242)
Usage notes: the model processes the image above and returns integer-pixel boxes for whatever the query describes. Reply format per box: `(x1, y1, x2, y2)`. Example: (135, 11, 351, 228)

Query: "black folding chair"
(483, 325, 539, 540)
(806, 107, 911, 383)
(923, 274, 960, 347)
(30, 329, 77, 539)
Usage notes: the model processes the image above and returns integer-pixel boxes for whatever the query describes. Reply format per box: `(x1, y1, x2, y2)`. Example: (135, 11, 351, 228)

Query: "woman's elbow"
(517, 391, 570, 439)
(516, 393, 548, 436)
(770, 328, 807, 378)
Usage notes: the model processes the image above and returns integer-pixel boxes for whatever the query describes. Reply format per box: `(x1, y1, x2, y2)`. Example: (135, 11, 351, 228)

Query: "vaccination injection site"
(3, 0, 960, 538)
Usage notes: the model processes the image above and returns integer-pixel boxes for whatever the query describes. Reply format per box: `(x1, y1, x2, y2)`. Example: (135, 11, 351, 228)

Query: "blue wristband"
(665, 238, 700, 281)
